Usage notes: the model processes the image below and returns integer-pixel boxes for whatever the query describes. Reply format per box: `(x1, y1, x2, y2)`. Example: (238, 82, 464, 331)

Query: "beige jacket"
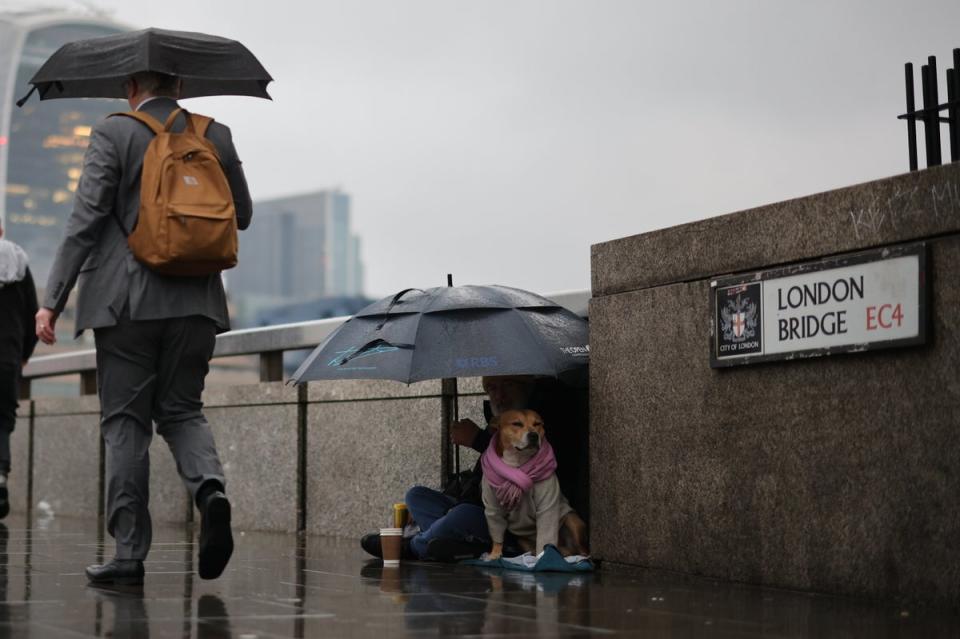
(482, 474, 573, 552)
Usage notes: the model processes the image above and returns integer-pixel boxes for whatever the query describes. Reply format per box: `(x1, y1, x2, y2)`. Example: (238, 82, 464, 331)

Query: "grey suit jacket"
(44, 97, 253, 335)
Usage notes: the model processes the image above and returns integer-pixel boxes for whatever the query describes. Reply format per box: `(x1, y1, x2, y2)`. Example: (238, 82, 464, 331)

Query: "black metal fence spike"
(905, 63, 918, 171)
(900, 48, 960, 171)
(927, 57, 942, 166)
(948, 68, 959, 163)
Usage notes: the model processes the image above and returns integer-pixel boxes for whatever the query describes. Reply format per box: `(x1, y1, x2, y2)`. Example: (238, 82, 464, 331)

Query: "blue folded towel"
(462, 544, 594, 572)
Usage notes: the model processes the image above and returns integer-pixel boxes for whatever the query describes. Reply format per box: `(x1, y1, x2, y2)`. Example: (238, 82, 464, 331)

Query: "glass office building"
(0, 10, 126, 285)
(230, 189, 365, 305)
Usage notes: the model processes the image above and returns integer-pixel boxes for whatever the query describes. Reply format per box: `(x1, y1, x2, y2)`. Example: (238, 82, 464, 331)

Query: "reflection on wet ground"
(0, 513, 955, 637)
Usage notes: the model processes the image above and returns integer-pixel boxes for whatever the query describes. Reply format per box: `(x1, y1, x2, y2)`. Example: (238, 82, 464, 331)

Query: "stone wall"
(15, 379, 485, 539)
(589, 162, 960, 606)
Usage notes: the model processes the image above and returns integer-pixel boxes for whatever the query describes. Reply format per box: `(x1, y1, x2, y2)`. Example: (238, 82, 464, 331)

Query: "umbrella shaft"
(441, 377, 460, 486)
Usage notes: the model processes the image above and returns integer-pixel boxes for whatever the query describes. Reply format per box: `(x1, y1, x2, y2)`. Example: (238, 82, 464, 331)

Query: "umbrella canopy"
(17, 28, 272, 105)
(290, 285, 590, 384)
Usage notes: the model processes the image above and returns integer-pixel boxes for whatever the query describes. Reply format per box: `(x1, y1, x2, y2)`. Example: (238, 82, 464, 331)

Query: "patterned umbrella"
(290, 284, 589, 384)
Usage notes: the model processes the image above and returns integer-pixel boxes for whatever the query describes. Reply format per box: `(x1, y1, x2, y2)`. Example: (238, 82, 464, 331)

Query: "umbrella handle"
(16, 85, 37, 108)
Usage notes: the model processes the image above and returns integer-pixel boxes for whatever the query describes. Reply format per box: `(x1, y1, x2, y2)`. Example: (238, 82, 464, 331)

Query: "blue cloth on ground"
(463, 544, 594, 572)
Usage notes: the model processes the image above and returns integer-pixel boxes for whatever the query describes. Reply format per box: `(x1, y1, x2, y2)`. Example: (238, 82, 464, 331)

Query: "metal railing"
(899, 48, 960, 171)
(20, 289, 591, 396)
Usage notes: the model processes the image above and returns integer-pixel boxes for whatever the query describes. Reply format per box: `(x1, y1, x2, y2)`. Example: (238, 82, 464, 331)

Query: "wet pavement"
(0, 513, 956, 638)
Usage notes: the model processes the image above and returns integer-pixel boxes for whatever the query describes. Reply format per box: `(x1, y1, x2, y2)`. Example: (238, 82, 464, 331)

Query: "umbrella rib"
(405, 311, 428, 384)
(376, 288, 423, 331)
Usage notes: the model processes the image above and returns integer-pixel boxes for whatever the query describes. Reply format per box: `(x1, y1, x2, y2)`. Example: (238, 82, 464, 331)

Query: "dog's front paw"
(484, 542, 503, 561)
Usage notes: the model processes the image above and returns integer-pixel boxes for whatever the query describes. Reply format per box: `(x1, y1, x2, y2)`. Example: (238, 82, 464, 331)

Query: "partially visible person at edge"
(35, 71, 252, 586)
(0, 221, 39, 520)
(361, 374, 589, 562)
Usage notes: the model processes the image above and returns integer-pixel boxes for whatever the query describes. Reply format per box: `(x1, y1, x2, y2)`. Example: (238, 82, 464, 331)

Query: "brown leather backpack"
(112, 108, 238, 276)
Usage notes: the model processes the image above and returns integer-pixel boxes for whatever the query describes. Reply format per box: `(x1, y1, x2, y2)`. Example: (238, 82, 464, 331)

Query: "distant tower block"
(0, 8, 128, 284)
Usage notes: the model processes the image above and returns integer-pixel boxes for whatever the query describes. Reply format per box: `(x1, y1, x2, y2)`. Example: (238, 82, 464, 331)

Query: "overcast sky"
(57, 0, 960, 297)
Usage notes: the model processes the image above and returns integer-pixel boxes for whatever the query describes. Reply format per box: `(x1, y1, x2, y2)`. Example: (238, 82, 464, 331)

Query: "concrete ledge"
(590, 226, 960, 605)
(203, 382, 299, 408)
(592, 163, 960, 295)
(33, 395, 100, 417)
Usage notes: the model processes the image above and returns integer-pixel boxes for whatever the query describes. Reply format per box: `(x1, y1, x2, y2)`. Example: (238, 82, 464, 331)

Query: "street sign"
(710, 243, 926, 368)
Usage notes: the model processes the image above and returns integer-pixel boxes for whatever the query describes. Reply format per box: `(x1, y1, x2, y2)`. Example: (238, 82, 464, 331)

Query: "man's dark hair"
(125, 71, 180, 97)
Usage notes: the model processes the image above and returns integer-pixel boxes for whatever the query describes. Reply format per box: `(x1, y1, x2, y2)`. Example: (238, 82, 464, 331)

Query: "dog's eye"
(511, 422, 523, 428)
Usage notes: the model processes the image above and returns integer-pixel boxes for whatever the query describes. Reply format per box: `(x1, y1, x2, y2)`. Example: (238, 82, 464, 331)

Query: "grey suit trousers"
(94, 313, 225, 560)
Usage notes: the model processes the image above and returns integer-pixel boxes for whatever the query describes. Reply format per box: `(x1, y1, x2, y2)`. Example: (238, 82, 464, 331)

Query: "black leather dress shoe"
(360, 532, 383, 558)
(198, 490, 233, 580)
(360, 532, 415, 559)
(85, 559, 145, 585)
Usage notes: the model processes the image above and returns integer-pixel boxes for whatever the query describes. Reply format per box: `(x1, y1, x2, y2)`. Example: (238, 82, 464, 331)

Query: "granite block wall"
(589, 163, 960, 606)
(304, 378, 485, 538)
(204, 382, 300, 533)
(16, 378, 487, 540)
(10, 400, 31, 515)
(31, 396, 100, 521)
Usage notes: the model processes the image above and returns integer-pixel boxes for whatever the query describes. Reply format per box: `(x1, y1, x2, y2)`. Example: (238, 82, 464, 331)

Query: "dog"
(482, 409, 588, 560)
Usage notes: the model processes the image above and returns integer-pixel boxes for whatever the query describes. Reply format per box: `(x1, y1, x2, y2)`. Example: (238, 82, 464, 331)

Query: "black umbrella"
(16, 28, 272, 106)
(289, 284, 590, 384)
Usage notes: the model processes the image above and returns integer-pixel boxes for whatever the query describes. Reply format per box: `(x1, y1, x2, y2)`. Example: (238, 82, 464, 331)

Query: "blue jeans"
(405, 486, 489, 559)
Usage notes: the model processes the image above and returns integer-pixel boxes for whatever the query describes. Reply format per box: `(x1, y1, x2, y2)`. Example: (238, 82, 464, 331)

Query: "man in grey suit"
(35, 71, 252, 585)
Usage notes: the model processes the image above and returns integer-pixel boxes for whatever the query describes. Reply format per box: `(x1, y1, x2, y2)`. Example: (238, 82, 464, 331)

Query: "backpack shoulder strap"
(106, 111, 168, 238)
(185, 112, 215, 138)
(155, 108, 214, 138)
(110, 111, 165, 136)
(162, 108, 185, 131)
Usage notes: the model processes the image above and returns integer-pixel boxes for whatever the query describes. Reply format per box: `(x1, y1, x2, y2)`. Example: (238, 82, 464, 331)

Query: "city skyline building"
(1, 8, 366, 338)
(0, 8, 128, 285)
(228, 189, 365, 324)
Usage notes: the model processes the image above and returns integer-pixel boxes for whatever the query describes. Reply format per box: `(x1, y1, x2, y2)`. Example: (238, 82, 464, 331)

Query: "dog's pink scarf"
(481, 436, 557, 512)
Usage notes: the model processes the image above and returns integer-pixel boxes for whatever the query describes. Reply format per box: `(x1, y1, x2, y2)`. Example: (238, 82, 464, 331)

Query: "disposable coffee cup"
(380, 527, 403, 567)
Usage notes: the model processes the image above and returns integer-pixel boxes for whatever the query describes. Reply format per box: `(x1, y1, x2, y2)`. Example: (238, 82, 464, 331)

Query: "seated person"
(361, 375, 588, 562)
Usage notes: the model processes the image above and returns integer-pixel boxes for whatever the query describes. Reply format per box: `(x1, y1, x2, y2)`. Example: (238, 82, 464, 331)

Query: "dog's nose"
(528, 432, 540, 446)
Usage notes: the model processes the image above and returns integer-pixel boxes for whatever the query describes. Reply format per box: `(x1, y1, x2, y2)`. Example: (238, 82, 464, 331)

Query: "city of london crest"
(720, 294, 758, 342)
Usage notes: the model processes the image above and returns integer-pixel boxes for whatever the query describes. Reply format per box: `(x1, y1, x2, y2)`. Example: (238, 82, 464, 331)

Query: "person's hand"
(450, 419, 481, 447)
(35, 308, 58, 345)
